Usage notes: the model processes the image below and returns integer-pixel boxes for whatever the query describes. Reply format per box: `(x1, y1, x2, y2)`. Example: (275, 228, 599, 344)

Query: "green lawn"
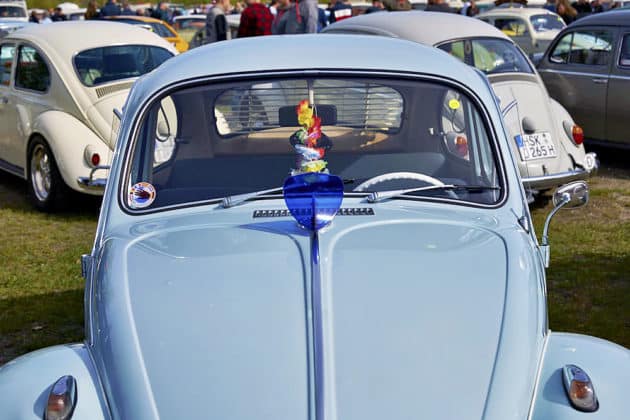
(0, 152, 628, 364)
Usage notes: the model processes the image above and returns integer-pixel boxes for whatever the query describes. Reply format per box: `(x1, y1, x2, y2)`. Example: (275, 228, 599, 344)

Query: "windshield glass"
(438, 38, 533, 75)
(0, 6, 26, 17)
(530, 14, 565, 32)
(125, 76, 503, 211)
(74, 45, 173, 86)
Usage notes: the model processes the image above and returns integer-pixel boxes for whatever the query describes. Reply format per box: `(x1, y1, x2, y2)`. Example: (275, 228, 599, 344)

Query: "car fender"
(548, 98, 587, 164)
(530, 332, 630, 420)
(0, 343, 110, 419)
(31, 110, 112, 195)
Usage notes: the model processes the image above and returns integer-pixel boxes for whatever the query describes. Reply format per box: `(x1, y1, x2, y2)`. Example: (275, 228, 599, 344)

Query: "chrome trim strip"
(501, 99, 518, 117)
(311, 233, 325, 420)
(0, 158, 24, 177)
(521, 168, 592, 190)
(537, 68, 610, 79)
(526, 331, 550, 420)
(607, 74, 630, 81)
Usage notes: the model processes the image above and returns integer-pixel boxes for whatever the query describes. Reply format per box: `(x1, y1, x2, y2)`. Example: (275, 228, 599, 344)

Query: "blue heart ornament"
(283, 173, 344, 231)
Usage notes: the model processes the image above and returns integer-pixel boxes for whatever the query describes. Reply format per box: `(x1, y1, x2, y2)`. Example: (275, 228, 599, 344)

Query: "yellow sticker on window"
(448, 99, 460, 110)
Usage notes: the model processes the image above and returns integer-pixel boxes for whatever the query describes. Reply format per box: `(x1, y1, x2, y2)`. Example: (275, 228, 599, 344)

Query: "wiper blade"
(221, 178, 356, 208)
(367, 184, 501, 203)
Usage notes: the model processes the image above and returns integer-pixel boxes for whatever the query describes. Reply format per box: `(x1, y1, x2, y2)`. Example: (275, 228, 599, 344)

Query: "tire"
(27, 137, 70, 212)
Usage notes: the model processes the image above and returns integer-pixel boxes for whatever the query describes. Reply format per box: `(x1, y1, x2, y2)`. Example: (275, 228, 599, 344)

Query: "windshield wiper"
(221, 178, 356, 208)
(367, 184, 501, 203)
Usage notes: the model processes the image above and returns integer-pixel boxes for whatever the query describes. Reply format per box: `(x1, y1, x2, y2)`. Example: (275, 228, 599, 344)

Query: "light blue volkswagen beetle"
(0, 35, 628, 420)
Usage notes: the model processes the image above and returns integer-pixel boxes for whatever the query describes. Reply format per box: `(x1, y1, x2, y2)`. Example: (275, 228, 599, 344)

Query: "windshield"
(438, 38, 533, 75)
(74, 45, 173, 87)
(530, 14, 564, 32)
(125, 76, 503, 211)
(0, 6, 26, 17)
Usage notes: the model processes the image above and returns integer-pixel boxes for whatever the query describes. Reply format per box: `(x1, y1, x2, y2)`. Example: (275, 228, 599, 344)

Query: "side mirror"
(540, 181, 589, 267)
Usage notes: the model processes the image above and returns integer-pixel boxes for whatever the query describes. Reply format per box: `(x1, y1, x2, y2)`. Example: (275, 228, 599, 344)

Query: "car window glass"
(0, 44, 15, 86)
(74, 45, 174, 87)
(549, 32, 572, 63)
(619, 34, 630, 67)
(494, 18, 528, 36)
(0, 6, 27, 17)
(530, 14, 565, 32)
(126, 76, 503, 211)
(568, 30, 612, 66)
(15, 45, 50, 92)
(438, 38, 533, 74)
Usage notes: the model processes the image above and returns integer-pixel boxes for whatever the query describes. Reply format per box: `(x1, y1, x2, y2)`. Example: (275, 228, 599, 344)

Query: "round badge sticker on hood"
(129, 182, 157, 209)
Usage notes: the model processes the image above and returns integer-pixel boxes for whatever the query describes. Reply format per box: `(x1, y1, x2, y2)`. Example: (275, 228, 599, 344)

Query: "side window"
(619, 34, 630, 67)
(0, 44, 15, 86)
(495, 18, 527, 36)
(15, 45, 50, 92)
(550, 32, 572, 63)
(568, 30, 612, 66)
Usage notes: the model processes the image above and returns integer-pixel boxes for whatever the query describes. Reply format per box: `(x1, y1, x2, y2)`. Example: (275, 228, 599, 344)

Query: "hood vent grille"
(95, 82, 134, 99)
(253, 208, 374, 218)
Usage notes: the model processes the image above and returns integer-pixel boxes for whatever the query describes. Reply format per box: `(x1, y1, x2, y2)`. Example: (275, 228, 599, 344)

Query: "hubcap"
(30, 144, 52, 202)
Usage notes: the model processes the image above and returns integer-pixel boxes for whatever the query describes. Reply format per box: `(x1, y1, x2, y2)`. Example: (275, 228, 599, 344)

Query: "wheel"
(27, 137, 70, 212)
(353, 171, 445, 192)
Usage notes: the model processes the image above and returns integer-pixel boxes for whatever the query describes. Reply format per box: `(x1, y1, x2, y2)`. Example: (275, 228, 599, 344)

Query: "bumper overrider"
(522, 152, 598, 191)
(77, 165, 110, 189)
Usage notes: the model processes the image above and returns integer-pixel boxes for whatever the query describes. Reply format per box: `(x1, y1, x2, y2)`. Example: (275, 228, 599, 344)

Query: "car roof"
(477, 7, 559, 18)
(4, 21, 176, 56)
(569, 9, 630, 26)
(127, 34, 494, 117)
(323, 11, 510, 45)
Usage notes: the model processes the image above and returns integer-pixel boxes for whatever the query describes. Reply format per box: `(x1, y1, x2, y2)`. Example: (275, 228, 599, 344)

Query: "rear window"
(438, 38, 533, 75)
(74, 45, 173, 87)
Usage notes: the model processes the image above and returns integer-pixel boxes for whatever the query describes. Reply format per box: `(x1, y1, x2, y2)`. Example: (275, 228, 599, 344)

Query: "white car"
(0, 21, 177, 211)
(0, 0, 27, 22)
(476, 7, 566, 55)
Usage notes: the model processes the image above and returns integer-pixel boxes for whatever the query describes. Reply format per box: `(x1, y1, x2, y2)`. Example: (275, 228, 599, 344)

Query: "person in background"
(271, 0, 291, 32)
(328, 0, 352, 24)
(29, 10, 40, 22)
(100, 0, 121, 17)
(85, 0, 100, 19)
(365, 0, 386, 13)
(205, 0, 232, 43)
(50, 7, 67, 21)
(151, 2, 170, 21)
(556, 0, 577, 23)
(590, 0, 604, 12)
(543, 0, 556, 11)
(571, 0, 592, 18)
(425, 0, 453, 12)
(238, 0, 274, 36)
(120, 0, 135, 15)
(273, 0, 319, 34)
(269, 0, 279, 15)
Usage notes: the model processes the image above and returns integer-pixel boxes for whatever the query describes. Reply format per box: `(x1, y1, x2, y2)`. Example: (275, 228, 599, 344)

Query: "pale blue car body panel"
(0, 35, 627, 419)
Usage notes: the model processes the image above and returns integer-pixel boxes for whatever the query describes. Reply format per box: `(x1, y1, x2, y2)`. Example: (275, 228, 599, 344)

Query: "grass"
(0, 148, 628, 365)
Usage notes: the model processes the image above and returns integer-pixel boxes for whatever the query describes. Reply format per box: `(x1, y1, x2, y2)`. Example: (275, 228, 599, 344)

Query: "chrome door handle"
(592, 78, 608, 84)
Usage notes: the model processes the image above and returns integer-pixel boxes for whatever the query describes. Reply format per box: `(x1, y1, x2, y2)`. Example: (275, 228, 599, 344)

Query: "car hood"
(85, 89, 130, 148)
(97, 211, 518, 419)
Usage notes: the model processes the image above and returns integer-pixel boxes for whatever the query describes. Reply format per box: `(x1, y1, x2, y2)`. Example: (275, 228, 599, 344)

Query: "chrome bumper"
(522, 153, 599, 191)
(76, 165, 110, 189)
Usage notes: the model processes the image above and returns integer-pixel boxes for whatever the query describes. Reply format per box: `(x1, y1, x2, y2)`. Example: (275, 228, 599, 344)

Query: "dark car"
(537, 10, 630, 148)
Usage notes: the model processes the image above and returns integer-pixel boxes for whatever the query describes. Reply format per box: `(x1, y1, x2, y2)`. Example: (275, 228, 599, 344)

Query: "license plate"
(514, 132, 557, 161)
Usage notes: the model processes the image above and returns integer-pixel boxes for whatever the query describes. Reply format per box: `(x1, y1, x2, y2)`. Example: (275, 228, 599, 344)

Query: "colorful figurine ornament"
(290, 100, 332, 175)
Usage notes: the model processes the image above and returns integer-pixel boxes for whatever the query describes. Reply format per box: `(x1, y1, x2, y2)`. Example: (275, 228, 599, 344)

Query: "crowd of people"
(24, 0, 626, 35)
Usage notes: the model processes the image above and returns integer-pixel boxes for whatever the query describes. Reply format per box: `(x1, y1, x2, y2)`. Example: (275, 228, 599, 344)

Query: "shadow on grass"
(0, 171, 102, 218)
(0, 289, 84, 365)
